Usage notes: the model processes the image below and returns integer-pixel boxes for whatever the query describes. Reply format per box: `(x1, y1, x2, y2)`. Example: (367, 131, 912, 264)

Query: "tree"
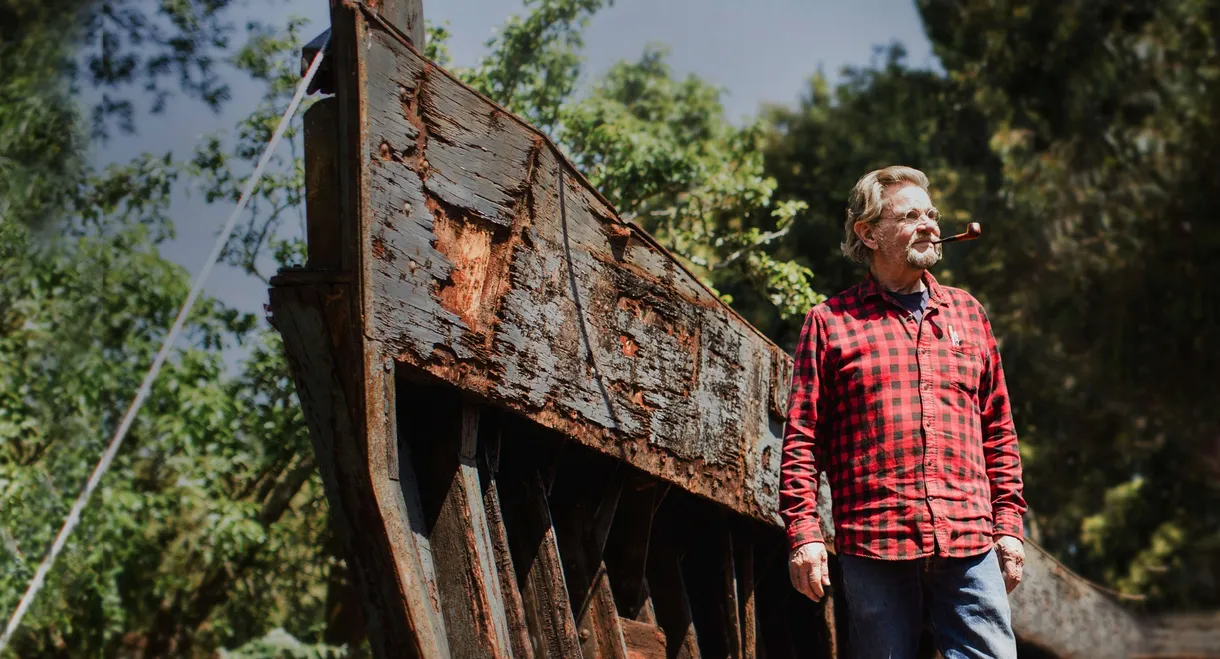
(5, 0, 822, 652)
(914, 0, 1220, 611)
(1, 0, 252, 230)
(1, 4, 344, 656)
(761, 0, 1220, 611)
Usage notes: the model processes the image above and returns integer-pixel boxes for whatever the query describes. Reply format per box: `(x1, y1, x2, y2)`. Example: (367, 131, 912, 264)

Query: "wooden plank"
(737, 537, 757, 659)
(303, 97, 342, 269)
(349, 9, 826, 544)
(603, 474, 660, 618)
(580, 567, 630, 659)
(360, 0, 424, 46)
(407, 395, 514, 659)
(268, 283, 449, 659)
(645, 540, 700, 659)
(548, 455, 629, 659)
(501, 469, 583, 659)
(723, 532, 743, 659)
(754, 560, 797, 659)
(681, 529, 734, 659)
(620, 618, 667, 659)
(478, 422, 536, 659)
(635, 580, 658, 626)
(1140, 611, 1220, 658)
(1008, 540, 1151, 657)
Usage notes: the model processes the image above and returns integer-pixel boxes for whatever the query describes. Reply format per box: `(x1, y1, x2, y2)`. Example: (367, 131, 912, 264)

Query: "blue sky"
(93, 0, 936, 319)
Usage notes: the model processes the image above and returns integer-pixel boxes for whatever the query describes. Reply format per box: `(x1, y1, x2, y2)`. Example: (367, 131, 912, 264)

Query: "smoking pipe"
(931, 222, 982, 245)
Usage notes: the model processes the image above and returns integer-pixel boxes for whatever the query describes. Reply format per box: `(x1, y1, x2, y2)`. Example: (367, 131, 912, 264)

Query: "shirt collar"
(860, 270, 946, 307)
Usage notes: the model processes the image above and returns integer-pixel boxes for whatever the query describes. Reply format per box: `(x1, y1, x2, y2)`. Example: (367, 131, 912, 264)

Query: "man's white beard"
(906, 242, 941, 269)
(879, 232, 942, 270)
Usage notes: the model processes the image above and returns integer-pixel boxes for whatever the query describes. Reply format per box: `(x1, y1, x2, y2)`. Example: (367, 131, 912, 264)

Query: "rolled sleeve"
(779, 307, 826, 551)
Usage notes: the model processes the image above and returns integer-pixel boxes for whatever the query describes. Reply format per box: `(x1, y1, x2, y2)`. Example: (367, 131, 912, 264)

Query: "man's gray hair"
(841, 166, 930, 264)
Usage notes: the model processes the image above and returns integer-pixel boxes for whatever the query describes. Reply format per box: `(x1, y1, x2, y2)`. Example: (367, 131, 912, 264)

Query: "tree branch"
(140, 455, 318, 657)
(710, 225, 791, 271)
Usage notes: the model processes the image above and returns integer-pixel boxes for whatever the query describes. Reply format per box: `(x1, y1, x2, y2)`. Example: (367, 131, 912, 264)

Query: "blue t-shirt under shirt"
(891, 288, 929, 324)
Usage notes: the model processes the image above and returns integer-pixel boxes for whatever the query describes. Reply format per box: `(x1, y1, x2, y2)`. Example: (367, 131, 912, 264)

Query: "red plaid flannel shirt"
(779, 272, 1026, 560)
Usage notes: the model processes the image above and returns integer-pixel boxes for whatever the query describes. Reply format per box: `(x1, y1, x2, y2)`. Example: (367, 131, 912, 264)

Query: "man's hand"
(788, 542, 831, 602)
(994, 535, 1025, 593)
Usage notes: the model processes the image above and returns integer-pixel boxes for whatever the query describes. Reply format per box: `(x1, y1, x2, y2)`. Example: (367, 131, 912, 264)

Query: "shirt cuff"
(787, 519, 825, 552)
(993, 508, 1024, 540)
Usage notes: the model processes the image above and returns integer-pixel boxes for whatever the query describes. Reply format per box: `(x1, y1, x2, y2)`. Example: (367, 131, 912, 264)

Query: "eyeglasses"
(880, 208, 939, 226)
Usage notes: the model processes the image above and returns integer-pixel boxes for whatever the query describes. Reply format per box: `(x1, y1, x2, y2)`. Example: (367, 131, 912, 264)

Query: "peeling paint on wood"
(354, 10, 831, 546)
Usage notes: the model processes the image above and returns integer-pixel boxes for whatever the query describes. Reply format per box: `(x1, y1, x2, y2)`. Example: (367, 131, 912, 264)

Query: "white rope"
(0, 36, 330, 653)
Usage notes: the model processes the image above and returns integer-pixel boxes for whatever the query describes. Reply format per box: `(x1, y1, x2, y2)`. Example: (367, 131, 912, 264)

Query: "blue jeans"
(838, 548, 1016, 659)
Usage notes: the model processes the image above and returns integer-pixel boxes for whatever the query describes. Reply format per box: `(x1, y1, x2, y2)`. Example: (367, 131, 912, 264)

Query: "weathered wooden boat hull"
(269, 2, 1218, 657)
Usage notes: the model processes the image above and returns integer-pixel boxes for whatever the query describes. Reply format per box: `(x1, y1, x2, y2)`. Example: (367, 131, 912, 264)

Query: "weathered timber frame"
(268, 1, 1220, 658)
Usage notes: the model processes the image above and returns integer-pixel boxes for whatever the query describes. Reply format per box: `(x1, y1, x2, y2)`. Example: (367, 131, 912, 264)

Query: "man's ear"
(854, 220, 880, 250)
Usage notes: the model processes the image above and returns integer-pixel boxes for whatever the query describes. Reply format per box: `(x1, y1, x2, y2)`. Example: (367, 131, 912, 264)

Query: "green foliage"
(1, 9, 340, 656)
(914, 0, 1220, 610)
(0, 185, 332, 655)
(189, 16, 315, 282)
(457, 0, 611, 133)
(5, 0, 1220, 655)
(1, 0, 259, 228)
(220, 629, 348, 659)
(762, 0, 1220, 611)
(761, 43, 996, 343)
(556, 46, 825, 319)
(76, 0, 240, 137)
(0, 0, 85, 229)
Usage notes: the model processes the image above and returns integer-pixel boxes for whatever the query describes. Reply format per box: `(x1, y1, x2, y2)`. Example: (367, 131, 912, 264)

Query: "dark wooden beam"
(737, 536, 758, 659)
(723, 532, 743, 659)
(645, 546, 701, 659)
(546, 452, 629, 659)
(478, 421, 536, 659)
(268, 282, 449, 658)
(303, 98, 341, 269)
(603, 473, 661, 619)
(499, 468, 583, 659)
(405, 392, 514, 659)
(356, 0, 424, 46)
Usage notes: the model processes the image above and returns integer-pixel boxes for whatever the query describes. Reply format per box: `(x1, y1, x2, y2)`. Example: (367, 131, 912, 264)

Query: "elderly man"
(779, 166, 1027, 658)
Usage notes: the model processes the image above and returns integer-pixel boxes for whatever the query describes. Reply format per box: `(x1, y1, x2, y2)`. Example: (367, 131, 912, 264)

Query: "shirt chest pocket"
(946, 344, 984, 395)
